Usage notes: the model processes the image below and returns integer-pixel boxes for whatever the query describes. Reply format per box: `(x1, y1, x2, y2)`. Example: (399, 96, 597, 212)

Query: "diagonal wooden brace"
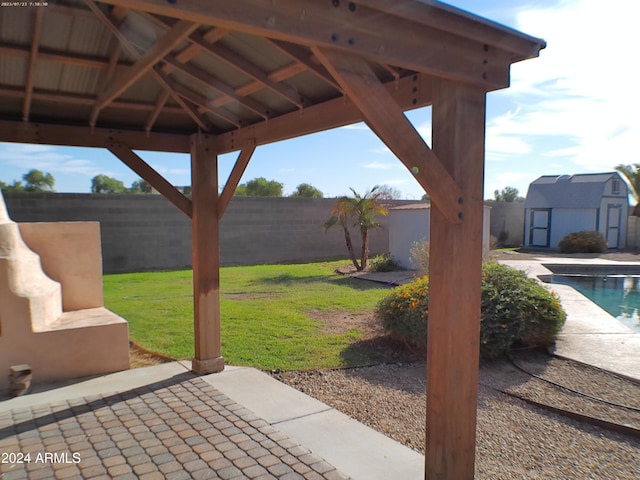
(313, 47, 463, 224)
(108, 143, 193, 218)
(218, 145, 256, 219)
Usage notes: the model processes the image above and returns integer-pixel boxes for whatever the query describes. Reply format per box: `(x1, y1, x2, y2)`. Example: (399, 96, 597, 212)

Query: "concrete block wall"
(4, 193, 409, 273)
(485, 201, 525, 246)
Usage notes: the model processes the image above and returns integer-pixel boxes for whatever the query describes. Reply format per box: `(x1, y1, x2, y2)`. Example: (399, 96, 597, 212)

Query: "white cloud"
(361, 161, 398, 170)
(0, 144, 105, 177)
(488, 0, 640, 172)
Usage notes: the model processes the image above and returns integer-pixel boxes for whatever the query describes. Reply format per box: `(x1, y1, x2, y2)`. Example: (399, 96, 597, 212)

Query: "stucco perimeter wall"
(4, 193, 413, 273)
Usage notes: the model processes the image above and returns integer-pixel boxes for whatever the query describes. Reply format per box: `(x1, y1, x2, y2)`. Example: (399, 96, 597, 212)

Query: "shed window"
(612, 179, 620, 194)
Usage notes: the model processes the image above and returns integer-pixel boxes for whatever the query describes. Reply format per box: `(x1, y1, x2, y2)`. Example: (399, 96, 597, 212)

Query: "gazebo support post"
(190, 134, 224, 374)
(426, 79, 486, 479)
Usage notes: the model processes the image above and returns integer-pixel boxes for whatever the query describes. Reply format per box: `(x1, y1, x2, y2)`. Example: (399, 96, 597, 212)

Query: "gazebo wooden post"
(190, 133, 224, 374)
(426, 79, 486, 479)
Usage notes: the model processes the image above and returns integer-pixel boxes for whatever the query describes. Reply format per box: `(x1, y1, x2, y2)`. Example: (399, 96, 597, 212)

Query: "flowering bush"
(376, 263, 566, 358)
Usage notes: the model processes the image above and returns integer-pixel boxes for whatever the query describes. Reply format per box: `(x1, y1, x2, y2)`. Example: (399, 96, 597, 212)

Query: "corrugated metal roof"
(524, 173, 628, 209)
(0, 0, 546, 141)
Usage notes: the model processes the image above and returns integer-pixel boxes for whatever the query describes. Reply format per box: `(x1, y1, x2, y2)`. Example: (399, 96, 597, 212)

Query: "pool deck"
(499, 256, 640, 382)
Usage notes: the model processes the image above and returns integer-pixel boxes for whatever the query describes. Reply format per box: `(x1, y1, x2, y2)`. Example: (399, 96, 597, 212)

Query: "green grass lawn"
(103, 260, 392, 371)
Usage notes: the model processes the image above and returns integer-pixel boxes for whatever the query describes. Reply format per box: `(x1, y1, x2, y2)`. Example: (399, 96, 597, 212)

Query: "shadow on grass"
(251, 273, 392, 291)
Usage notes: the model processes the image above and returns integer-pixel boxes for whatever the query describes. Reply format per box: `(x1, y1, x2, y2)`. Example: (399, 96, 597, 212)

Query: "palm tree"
(324, 186, 388, 271)
(615, 164, 640, 216)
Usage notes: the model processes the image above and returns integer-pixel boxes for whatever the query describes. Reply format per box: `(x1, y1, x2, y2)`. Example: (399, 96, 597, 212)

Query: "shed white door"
(529, 209, 550, 247)
(606, 205, 621, 248)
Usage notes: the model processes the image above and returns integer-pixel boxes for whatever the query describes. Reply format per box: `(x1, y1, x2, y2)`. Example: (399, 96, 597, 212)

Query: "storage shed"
(523, 173, 629, 249)
(389, 203, 491, 269)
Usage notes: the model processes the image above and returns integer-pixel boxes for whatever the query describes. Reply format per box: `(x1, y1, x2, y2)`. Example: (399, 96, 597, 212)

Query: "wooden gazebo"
(0, 1, 545, 477)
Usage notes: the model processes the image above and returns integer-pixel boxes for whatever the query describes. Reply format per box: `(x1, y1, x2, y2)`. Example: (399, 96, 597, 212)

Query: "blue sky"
(1, 0, 637, 200)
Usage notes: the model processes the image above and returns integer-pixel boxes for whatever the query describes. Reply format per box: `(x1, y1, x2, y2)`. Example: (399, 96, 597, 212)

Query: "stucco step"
(37, 307, 127, 332)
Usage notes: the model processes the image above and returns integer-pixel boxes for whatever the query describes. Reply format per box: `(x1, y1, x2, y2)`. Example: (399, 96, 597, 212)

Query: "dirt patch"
(306, 309, 423, 365)
(129, 342, 172, 369)
(307, 309, 382, 337)
(222, 292, 285, 300)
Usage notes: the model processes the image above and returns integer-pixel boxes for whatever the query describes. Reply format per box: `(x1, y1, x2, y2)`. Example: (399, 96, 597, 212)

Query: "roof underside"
(0, 0, 545, 153)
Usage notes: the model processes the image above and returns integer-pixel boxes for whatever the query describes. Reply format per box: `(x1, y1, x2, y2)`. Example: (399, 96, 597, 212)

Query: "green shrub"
(369, 253, 399, 272)
(558, 230, 607, 253)
(376, 263, 566, 358)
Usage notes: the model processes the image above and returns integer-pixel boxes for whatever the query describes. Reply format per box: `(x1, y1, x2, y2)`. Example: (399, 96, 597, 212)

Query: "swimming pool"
(548, 274, 640, 333)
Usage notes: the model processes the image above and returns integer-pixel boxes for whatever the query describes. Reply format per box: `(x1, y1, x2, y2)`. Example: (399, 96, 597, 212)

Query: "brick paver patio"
(0, 373, 348, 480)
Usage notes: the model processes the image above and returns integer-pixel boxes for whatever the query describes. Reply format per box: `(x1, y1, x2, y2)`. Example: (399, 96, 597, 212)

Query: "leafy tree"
(324, 186, 388, 271)
(91, 174, 127, 193)
(493, 186, 523, 203)
(290, 183, 323, 198)
(22, 169, 55, 192)
(235, 177, 283, 197)
(130, 178, 152, 194)
(615, 164, 640, 216)
(0, 179, 25, 192)
(421, 192, 430, 201)
(376, 184, 402, 200)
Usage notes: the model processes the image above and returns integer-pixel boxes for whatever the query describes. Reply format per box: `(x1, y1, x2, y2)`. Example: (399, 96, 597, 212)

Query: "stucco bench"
(0, 193, 129, 395)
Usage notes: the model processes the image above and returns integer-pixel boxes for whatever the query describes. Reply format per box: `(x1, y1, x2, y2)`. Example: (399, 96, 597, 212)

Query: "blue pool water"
(550, 274, 640, 333)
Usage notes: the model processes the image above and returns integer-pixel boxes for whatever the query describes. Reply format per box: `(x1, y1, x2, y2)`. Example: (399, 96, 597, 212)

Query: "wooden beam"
(166, 78, 242, 128)
(0, 119, 191, 153)
(190, 134, 225, 374)
(427, 79, 486, 479)
(0, 85, 185, 114)
(107, 143, 192, 218)
(85, 0, 212, 131)
(214, 72, 433, 154)
(265, 39, 342, 92)
(162, 55, 270, 119)
(218, 146, 255, 219)
(97, 0, 532, 90)
(0, 43, 132, 70)
(145, 90, 169, 133)
(95, 20, 199, 112)
(313, 47, 462, 224)
(22, 8, 43, 122)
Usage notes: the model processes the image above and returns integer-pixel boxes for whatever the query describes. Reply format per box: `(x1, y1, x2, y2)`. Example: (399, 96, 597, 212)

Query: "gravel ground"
(275, 350, 640, 480)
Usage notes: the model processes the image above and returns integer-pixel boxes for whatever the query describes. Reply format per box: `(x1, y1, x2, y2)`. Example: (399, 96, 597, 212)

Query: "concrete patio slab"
(201, 365, 424, 480)
(501, 258, 640, 382)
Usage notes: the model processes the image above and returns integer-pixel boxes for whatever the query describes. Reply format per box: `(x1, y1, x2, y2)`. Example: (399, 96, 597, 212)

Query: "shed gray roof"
(523, 172, 627, 209)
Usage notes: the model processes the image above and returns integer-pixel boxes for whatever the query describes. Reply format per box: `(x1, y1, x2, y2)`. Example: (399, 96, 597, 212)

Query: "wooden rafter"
(265, 39, 342, 92)
(314, 47, 463, 224)
(214, 72, 432, 154)
(152, 15, 310, 109)
(108, 143, 192, 218)
(189, 34, 308, 109)
(162, 55, 270, 120)
(85, 0, 211, 131)
(218, 146, 255, 219)
(22, 8, 43, 122)
(145, 90, 169, 133)
(0, 43, 131, 70)
(146, 27, 229, 132)
(97, 0, 524, 90)
(0, 86, 185, 114)
(95, 20, 199, 112)
(165, 77, 242, 128)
